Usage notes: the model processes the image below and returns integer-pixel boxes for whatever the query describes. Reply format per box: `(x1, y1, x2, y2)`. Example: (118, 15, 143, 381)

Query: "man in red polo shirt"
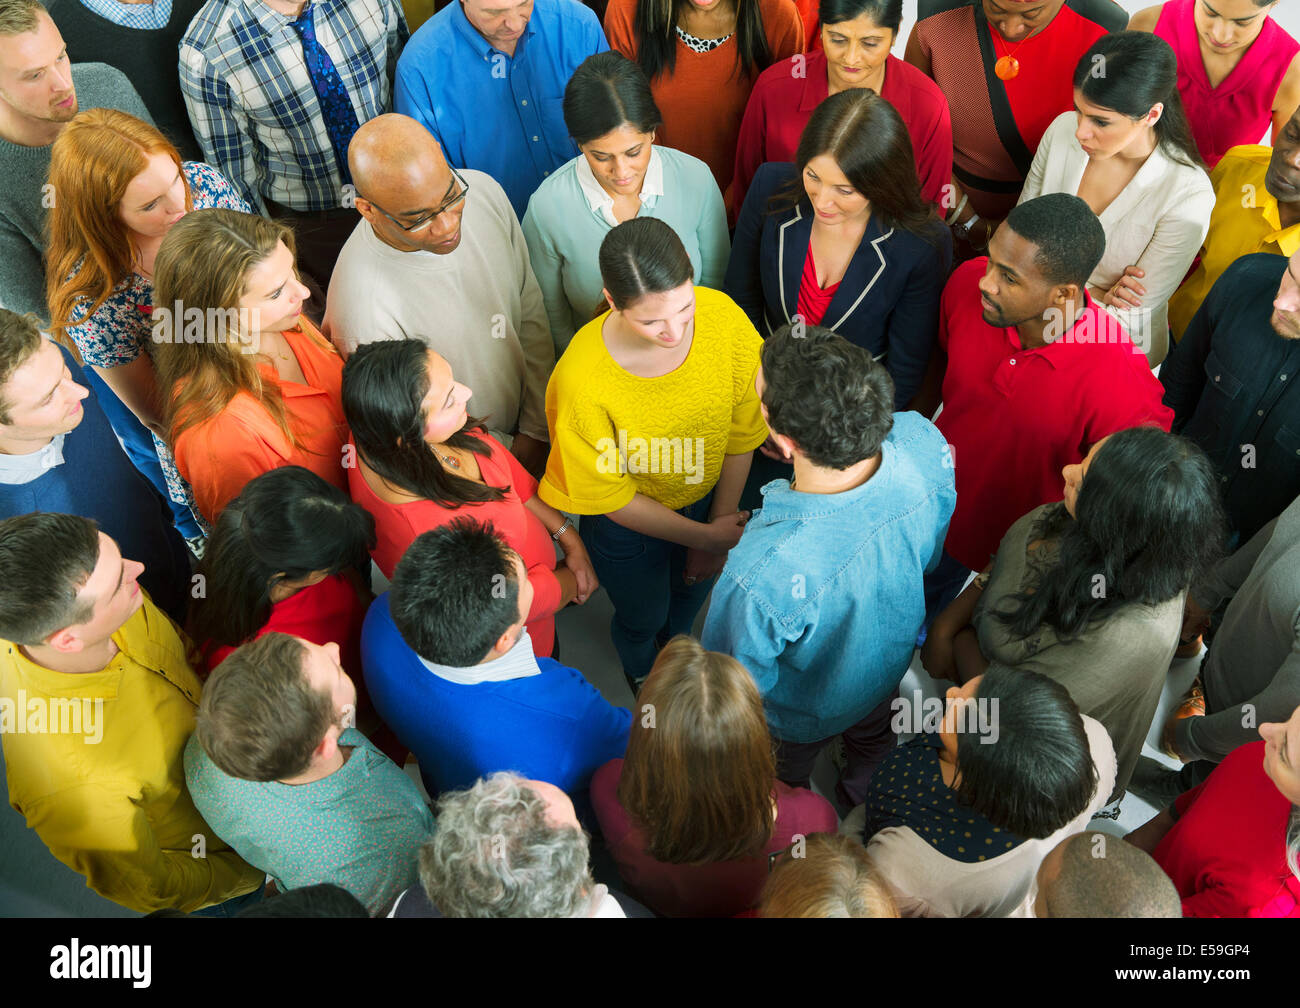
(930, 192, 1172, 602)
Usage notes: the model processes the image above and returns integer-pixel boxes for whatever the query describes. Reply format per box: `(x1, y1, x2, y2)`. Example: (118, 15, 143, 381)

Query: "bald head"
(1035, 831, 1181, 918)
(348, 114, 466, 255)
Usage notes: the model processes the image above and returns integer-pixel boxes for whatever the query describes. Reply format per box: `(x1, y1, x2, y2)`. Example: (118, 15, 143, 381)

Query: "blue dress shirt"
(394, 0, 607, 219)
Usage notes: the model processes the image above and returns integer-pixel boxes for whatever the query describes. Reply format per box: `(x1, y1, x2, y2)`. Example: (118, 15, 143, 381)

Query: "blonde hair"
(0, 0, 43, 36)
(46, 109, 192, 355)
(151, 208, 304, 448)
(760, 833, 899, 918)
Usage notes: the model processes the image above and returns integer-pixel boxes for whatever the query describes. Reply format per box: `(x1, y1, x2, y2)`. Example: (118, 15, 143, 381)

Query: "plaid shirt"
(180, 0, 408, 213)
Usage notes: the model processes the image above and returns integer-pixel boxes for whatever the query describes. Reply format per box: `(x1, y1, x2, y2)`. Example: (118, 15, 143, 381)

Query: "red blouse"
(733, 50, 952, 217)
(1155, 0, 1300, 168)
(348, 430, 562, 659)
(1154, 741, 1300, 917)
(796, 244, 840, 326)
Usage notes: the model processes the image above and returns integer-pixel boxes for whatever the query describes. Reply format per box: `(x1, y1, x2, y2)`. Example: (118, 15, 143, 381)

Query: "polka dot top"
(862, 734, 1026, 864)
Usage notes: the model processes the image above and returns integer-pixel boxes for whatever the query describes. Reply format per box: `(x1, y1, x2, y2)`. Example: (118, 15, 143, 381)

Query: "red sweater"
(1154, 741, 1300, 918)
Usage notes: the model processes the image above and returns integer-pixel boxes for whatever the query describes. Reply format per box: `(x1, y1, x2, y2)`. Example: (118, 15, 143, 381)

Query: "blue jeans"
(189, 880, 266, 917)
(580, 492, 716, 685)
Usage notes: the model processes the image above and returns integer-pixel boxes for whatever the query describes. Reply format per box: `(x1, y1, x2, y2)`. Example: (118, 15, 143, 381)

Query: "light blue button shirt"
(702, 412, 957, 743)
(394, 0, 608, 220)
(78, 0, 172, 30)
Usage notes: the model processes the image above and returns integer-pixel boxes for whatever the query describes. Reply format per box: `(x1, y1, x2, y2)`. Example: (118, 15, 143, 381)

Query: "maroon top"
(934, 259, 1172, 572)
(1155, 0, 1300, 169)
(733, 51, 953, 217)
(591, 757, 839, 917)
(1154, 741, 1300, 917)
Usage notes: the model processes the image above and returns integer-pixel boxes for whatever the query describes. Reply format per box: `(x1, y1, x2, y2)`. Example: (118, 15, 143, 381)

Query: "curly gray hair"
(419, 772, 595, 917)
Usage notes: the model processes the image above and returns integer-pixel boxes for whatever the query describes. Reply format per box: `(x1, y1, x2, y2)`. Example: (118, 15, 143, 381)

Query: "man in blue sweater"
(0, 310, 189, 619)
(702, 324, 956, 808)
(361, 518, 630, 802)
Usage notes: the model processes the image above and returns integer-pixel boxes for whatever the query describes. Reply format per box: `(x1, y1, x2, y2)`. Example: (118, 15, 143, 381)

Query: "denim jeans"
(580, 492, 716, 685)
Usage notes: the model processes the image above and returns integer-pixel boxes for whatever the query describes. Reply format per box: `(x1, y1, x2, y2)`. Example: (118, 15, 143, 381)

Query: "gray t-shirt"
(184, 727, 434, 914)
(0, 62, 152, 320)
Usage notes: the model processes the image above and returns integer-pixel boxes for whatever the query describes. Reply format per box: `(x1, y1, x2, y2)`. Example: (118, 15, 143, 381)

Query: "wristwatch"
(551, 517, 574, 541)
(955, 213, 984, 242)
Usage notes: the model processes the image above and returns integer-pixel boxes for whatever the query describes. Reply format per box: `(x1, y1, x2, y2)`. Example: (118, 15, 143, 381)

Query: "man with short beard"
(1163, 245, 1300, 546)
(0, 0, 151, 318)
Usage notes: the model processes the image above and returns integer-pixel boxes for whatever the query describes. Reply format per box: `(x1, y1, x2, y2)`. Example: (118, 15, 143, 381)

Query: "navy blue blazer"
(723, 162, 952, 408)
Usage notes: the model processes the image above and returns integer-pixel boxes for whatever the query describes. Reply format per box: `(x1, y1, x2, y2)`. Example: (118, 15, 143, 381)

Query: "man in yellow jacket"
(0, 512, 262, 914)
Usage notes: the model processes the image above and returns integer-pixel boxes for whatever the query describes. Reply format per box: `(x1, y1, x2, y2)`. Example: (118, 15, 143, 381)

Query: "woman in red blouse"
(341, 339, 596, 660)
(733, 0, 953, 216)
(1127, 703, 1300, 917)
(592, 636, 838, 917)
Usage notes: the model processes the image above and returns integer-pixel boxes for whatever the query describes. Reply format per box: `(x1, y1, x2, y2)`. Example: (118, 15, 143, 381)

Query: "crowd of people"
(0, 0, 1299, 918)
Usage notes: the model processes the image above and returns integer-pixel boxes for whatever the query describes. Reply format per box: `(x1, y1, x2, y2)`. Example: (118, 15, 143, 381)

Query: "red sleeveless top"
(1155, 0, 1300, 168)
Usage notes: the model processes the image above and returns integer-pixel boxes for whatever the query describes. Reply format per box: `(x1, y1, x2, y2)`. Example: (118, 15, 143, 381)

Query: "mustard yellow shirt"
(0, 594, 262, 913)
(1168, 145, 1300, 342)
(540, 287, 769, 513)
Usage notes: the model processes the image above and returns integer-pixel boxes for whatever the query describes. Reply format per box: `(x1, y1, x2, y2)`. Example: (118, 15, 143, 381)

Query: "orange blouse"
(173, 317, 349, 524)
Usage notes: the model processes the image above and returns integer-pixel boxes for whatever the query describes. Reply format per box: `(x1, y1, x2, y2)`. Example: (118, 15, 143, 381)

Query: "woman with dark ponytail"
(539, 217, 768, 696)
(1018, 31, 1214, 366)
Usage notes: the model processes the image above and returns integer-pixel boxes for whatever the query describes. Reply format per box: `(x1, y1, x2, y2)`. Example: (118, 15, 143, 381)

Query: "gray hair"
(418, 772, 594, 918)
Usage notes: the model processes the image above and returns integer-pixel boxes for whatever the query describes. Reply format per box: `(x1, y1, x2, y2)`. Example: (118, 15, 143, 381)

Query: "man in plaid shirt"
(180, 0, 407, 291)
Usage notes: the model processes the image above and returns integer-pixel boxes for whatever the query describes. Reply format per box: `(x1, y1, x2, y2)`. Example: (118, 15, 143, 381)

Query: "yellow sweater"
(540, 287, 769, 513)
(0, 594, 262, 913)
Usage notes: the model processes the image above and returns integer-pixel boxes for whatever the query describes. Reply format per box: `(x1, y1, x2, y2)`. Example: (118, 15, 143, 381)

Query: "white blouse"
(1019, 111, 1214, 367)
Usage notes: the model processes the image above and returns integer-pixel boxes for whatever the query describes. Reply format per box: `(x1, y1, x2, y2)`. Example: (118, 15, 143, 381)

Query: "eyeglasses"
(360, 168, 469, 233)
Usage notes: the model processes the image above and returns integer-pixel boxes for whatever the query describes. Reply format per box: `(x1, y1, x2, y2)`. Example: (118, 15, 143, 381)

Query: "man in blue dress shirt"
(394, 0, 607, 220)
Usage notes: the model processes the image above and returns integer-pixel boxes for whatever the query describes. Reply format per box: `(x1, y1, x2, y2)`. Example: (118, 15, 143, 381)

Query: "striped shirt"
(78, 0, 173, 29)
(180, 0, 408, 213)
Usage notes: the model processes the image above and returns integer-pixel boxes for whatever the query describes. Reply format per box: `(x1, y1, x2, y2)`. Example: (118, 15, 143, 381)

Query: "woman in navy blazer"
(725, 88, 951, 410)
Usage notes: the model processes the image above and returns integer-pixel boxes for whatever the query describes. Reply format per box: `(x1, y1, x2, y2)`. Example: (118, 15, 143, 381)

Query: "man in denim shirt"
(702, 325, 955, 808)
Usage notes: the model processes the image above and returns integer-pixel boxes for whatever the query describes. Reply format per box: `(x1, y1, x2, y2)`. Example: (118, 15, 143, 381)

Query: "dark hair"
(759, 324, 894, 468)
(775, 88, 937, 241)
(1042, 831, 1181, 918)
(818, 0, 902, 34)
(598, 217, 695, 309)
(388, 518, 521, 667)
(0, 512, 99, 645)
(1004, 194, 1105, 289)
(1075, 31, 1202, 171)
(564, 50, 662, 145)
(188, 466, 376, 650)
(996, 427, 1226, 642)
(632, 0, 773, 83)
(237, 883, 370, 918)
(195, 633, 335, 781)
(953, 664, 1097, 839)
(342, 339, 505, 508)
(0, 309, 45, 425)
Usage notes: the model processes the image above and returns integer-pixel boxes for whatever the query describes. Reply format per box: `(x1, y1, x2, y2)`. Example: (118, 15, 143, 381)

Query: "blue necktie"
(289, 3, 360, 185)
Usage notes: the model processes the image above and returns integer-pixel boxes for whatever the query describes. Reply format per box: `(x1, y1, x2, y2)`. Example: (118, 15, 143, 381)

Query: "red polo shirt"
(935, 259, 1172, 572)
(732, 50, 952, 217)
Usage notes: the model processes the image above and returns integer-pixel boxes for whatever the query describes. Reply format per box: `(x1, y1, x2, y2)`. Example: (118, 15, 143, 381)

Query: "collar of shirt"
(417, 629, 542, 684)
(450, 0, 537, 61)
(575, 146, 665, 226)
(798, 50, 831, 113)
(749, 445, 897, 525)
(0, 434, 65, 485)
(1257, 189, 1300, 257)
(78, 0, 174, 30)
(248, 0, 321, 38)
(997, 290, 1107, 372)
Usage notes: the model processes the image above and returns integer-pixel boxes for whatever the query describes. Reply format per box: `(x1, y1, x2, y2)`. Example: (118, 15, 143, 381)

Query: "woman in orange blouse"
(152, 209, 349, 525)
(605, 0, 804, 201)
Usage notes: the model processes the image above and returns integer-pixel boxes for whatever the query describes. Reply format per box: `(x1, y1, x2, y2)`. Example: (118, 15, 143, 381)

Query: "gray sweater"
(0, 63, 151, 320)
(1178, 493, 1300, 763)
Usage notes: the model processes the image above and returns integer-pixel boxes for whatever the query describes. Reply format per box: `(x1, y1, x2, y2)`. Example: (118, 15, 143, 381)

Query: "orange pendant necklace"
(993, 31, 1029, 80)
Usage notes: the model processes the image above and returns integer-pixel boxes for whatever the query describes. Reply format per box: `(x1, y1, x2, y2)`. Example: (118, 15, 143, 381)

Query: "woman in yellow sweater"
(540, 218, 767, 695)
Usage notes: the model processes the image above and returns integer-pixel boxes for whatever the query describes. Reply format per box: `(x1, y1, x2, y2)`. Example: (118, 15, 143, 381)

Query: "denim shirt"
(701, 411, 956, 743)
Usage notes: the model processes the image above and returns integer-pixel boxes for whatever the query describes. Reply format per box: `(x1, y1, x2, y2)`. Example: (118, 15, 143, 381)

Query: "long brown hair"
(618, 636, 776, 864)
(151, 208, 302, 448)
(45, 108, 193, 352)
